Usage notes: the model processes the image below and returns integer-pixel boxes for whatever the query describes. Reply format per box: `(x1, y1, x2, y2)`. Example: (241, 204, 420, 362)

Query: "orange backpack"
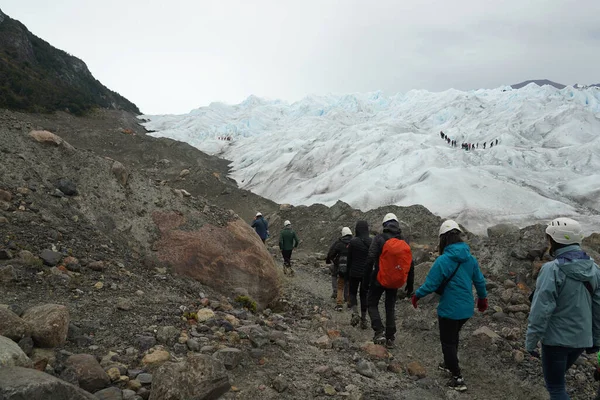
(377, 238, 412, 289)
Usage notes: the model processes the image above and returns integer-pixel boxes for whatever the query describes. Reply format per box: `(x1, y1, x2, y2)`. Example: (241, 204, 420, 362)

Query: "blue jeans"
(541, 345, 584, 400)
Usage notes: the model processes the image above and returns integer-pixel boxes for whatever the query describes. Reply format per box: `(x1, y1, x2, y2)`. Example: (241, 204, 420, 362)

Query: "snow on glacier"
(141, 84, 600, 234)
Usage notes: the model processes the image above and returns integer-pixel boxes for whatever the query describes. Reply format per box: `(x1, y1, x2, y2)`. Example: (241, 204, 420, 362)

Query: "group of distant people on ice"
(440, 131, 499, 151)
(251, 212, 600, 398)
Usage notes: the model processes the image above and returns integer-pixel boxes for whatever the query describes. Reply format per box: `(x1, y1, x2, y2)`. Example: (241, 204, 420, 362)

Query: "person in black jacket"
(366, 213, 414, 348)
(346, 220, 373, 329)
(326, 227, 352, 311)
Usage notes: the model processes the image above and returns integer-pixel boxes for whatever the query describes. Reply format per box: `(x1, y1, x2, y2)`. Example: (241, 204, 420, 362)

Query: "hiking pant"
(367, 280, 397, 339)
(331, 271, 348, 301)
(348, 276, 369, 316)
(281, 250, 292, 265)
(438, 317, 468, 377)
(541, 345, 584, 400)
(336, 277, 347, 306)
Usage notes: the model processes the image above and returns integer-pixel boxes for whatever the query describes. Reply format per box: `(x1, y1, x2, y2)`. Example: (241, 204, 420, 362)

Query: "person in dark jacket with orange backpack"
(346, 220, 373, 329)
(366, 213, 414, 348)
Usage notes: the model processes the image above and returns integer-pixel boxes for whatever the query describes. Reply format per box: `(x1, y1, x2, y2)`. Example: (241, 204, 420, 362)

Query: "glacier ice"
(141, 84, 600, 235)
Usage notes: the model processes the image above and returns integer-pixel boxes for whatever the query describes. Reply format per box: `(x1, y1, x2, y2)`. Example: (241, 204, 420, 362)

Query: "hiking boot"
(438, 363, 451, 374)
(447, 376, 467, 392)
(289, 268, 295, 276)
(331, 293, 336, 299)
(335, 305, 343, 312)
(385, 338, 395, 349)
(350, 313, 361, 327)
(360, 318, 369, 330)
(373, 331, 385, 345)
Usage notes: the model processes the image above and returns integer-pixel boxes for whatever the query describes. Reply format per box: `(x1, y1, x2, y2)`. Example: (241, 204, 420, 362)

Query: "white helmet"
(439, 220, 462, 236)
(545, 217, 584, 245)
(382, 213, 398, 225)
(284, 220, 291, 226)
(341, 227, 352, 236)
(256, 212, 262, 217)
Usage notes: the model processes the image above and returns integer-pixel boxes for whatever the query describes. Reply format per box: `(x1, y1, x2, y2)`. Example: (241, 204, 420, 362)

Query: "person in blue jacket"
(525, 217, 600, 400)
(411, 220, 487, 392)
(251, 212, 269, 244)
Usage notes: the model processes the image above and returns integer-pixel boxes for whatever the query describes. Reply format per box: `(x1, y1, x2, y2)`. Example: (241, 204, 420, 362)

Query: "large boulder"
(0, 335, 32, 368)
(21, 304, 69, 348)
(149, 354, 231, 400)
(152, 212, 281, 308)
(0, 308, 32, 341)
(0, 367, 97, 400)
(487, 223, 521, 242)
(63, 354, 110, 393)
(28, 130, 74, 150)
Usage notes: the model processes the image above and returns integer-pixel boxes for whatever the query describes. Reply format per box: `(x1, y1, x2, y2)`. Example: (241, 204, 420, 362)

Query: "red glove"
(477, 298, 488, 312)
(411, 295, 419, 309)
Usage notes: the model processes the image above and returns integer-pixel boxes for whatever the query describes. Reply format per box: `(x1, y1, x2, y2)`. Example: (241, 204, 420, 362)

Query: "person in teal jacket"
(525, 217, 600, 400)
(411, 220, 487, 392)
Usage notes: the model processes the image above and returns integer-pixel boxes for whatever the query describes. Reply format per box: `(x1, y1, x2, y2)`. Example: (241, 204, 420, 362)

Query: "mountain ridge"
(0, 8, 139, 115)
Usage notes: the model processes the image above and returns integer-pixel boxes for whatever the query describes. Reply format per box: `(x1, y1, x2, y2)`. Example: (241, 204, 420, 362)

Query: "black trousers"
(281, 250, 293, 265)
(438, 316, 468, 377)
(367, 280, 398, 339)
(348, 276, 369, 315)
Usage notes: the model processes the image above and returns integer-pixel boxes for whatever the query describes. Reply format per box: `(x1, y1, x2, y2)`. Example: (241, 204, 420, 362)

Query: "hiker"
(411, 220, 487, 392)
(525, 217, 600, 400)
(594, 351, 600, 400)
(440, 131, 444, 139)
(279, 220, 299, 275)
(495, 138, 498, 145)
(490, 142, 494, 148)
(366, 213, 414, 348)
(326, 227, 352, 311)
(251, 212, 269, 244)
(346, 220, 373, 329)
(483, 142, 486, 149)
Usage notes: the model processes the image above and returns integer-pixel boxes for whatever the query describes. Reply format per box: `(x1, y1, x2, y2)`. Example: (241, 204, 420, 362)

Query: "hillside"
(0, 8, 139, 115)
(142, 86, 600, 235)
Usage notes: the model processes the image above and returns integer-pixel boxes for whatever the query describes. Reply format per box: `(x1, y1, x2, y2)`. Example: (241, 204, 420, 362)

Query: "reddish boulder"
(152, 212, 280, 308)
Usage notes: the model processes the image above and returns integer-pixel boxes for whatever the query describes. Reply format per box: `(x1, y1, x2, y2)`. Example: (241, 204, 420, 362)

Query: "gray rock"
(40, 249, 62, 266)
(21, 304, 69, 348)
(0, 335, 33, 368)
(0, 367, 97, 399)
(116, 298, 133, 311)
(487, 223, 521, 241)
(63, 353, 110, 393)
(111, 161, 129, 187)
(18, 337, 34, 356)
(173, 343, 188, 355)
(356, 359, 375, 378)
(137, 373, 152, 384)
(332, 337, 350, 350)
(94, 386, 123, 400)
(122, 389, 137, 400)
(88, 261, 106, 272)
(156, 326, 179, 346)
(0, 265, 17, 283)
(56, 178, 78, 196)
(134, 335, 156, 352)
(186, 339, 200, 352)
(0, 307, 32, 340)
(272, 375, 288, 393)
(149, 354, 230, 400)
(212, 347, 242, 370)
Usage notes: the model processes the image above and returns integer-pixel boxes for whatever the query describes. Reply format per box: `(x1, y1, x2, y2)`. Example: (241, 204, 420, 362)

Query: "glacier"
(141, 84, 600, 235)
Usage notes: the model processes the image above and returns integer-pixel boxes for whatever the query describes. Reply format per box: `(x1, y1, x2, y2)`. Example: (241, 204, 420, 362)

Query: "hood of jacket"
(355, 220, 370, 238)
(382, 220, 401, 236)
(555, 245, 596, 282)
(340, 235, 352, 245)
(443, 242, 473, 263)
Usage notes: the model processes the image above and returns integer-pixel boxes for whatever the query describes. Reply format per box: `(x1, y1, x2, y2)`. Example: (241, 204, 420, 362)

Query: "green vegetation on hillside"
(0, 11, 140, 115)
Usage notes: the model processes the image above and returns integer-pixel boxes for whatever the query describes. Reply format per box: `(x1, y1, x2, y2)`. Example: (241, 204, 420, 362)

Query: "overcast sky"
(2, 0, 599, 114)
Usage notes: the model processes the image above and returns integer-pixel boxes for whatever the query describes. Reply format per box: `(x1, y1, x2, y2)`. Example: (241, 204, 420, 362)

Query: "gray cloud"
(2, 0, 599, 114)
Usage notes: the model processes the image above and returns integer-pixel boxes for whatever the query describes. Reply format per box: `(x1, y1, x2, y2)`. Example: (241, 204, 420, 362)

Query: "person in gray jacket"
(526, 217, 600, 400)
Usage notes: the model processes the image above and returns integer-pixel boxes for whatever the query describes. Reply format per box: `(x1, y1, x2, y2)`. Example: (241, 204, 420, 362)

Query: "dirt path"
(282, 255, 552, 400)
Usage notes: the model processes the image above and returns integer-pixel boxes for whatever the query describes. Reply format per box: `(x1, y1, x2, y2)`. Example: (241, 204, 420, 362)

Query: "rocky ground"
(1, 108, 600, 399)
